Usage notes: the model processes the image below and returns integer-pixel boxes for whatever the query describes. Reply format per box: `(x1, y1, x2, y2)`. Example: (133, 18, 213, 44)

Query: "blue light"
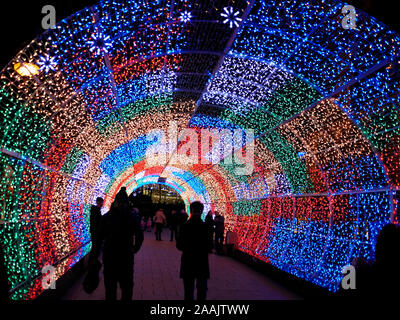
(298, 151, 306, 159)
(87, 32, 112, 55)
(37, 54, 57, 74)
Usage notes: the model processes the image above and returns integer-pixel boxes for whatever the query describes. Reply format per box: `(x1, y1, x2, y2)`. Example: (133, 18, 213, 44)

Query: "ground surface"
(62, 229, 300, 300)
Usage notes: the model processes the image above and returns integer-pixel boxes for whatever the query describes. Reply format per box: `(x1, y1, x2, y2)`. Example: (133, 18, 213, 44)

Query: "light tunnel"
(0, 0, 399, 299)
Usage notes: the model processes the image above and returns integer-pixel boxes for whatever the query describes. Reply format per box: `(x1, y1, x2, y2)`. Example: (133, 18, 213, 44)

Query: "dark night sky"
(0, 0, 96, 67)
(0, 0, 398, 68)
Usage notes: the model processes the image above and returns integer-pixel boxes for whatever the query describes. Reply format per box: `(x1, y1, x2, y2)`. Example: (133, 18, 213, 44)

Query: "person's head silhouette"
(112, 187, 129, 210)
(96, 197, 104, 208)
(375, 223, 400, 266)
(190, 201, 204, 217)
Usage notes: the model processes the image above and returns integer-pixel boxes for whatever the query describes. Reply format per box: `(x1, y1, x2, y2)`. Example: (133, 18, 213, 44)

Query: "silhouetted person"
(214, 211, 225, 255)
(99, 188, 144, 300)
(169, 210, 178, 241)
(369, 223, 400, 295)
(205, 211, 215, 253)
(176, 209, 188, 240)
(177, 201, 212, 301)
(339, 223, 400, 297)
(165, 208, 171, 229)
(128, 195, 141, 222)
(131, 206, 141, 225)
(337, 257, 371, 297)
(153, 208, 167, 241)
(89, 197, 103, 261)
(0, 242, 9, 302)
(141, 194, 153, 231)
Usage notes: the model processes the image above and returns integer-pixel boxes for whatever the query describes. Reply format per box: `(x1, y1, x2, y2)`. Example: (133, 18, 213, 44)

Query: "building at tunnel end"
(0, 0, 400, 300)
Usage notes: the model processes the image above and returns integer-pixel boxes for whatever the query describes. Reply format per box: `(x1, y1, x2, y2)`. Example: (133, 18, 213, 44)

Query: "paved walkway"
(62, 230, 300, 300)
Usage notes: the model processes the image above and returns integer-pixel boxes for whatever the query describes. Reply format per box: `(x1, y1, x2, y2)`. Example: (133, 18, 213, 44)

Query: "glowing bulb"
(180, 11, 192, 23)
(13, 62, 40, 76)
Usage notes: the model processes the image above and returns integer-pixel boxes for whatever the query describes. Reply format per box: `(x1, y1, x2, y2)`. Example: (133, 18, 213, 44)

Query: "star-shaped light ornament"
(88, 32, 112, 55)
(37, 55, 57, 74)
(221, 6, 242, 29)
(180, 11, 192, 23)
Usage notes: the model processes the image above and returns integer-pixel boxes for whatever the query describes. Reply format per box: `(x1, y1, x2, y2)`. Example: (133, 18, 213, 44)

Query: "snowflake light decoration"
(87, 32, 112, 55)
(37, 55, 57, 74)
(221, 6, 242, 28)
(179, 11, 192, 23)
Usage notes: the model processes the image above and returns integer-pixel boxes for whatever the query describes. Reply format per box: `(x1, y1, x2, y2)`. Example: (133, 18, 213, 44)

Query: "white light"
(87, 32, 112, 55)
(37, 54, 57, 74)
(180, 11, 192, 23)
(221, 7, 242, 29)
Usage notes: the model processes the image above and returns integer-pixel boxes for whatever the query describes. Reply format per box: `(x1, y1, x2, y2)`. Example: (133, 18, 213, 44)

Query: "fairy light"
(221, 6, 242, 29)
(180, 11, 192, 23)
(37, 55, 57, 74)
(87, 32, 112, 55)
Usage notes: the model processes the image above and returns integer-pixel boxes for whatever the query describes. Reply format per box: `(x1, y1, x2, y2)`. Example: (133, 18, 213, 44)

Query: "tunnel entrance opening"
(129, 183, 185, 218)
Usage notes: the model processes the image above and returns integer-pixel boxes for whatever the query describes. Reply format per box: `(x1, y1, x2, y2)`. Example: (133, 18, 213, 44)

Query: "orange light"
(14, 62, 40, 76)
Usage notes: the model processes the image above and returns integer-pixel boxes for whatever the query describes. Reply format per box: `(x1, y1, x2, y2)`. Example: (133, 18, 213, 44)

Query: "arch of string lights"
(0, 0, 399, 299)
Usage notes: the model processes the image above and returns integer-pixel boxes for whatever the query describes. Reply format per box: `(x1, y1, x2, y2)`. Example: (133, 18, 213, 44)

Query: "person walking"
(365, 224, 399, 296)
(338, 223, 400, 297)
(153, 208, 167, 241)
(176, 209, 188, 240)
(82, 197, 104, 294)
(176, 201, 212, 301)
(89, 197, 103, 261)
(0, 243, 8, 302)
(98, 188, 144, 300)
(205, 210, 215, 253)
(214, 211, 225, 255)
(169, 209, 178, 241)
